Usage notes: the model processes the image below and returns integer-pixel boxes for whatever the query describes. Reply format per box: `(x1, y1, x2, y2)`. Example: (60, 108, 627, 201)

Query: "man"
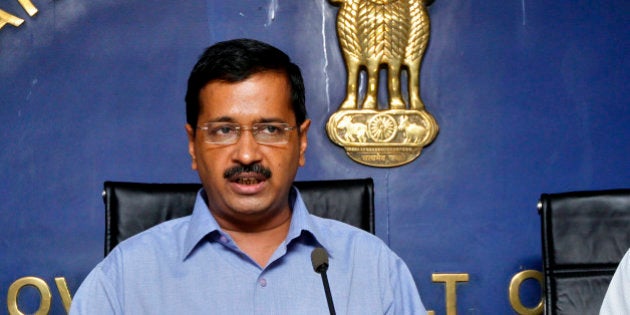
(600, 248, 630, 314)
(70, 38, 427, 314)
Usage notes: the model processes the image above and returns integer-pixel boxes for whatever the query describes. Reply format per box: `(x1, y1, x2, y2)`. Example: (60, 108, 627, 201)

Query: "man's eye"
(212, 125, 236, 135)
(259, 124, 282, 134)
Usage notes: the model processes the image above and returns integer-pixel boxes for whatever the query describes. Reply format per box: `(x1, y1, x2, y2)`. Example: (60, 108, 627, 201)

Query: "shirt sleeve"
(385, 250, 428, 315)
(600, 249, 630, 315)
(69, 259, 123, 314)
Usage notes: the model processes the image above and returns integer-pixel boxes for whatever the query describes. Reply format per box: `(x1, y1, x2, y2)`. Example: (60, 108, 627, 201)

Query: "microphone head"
(311, 247, 329, 274)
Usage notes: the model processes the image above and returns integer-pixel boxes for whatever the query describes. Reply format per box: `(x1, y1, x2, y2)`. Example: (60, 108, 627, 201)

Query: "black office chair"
(103, 178, 375, 256)
(538, 189, 630, 315)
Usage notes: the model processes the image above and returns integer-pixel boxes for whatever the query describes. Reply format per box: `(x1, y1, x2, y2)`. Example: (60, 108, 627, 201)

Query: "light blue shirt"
(70, 188, 427, 314)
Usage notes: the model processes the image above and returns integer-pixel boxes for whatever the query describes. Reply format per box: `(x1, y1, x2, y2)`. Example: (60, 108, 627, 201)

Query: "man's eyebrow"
(203, 117, 289, 124)
(207, 116, 236, 123)
(258, 118, 289, 123)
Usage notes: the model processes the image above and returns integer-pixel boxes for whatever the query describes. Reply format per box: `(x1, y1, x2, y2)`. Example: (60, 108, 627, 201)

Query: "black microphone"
(311, 247, 336, 315)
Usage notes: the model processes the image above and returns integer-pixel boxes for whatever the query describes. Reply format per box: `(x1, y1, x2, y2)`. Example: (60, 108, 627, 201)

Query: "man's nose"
(231, 130, 262, 165)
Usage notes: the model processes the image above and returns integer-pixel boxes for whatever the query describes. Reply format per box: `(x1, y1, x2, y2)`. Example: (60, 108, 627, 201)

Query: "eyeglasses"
(197, 122, 298, 145)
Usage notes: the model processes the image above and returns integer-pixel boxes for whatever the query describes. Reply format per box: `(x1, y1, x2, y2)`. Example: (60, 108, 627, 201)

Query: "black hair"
(185, 38, 307, 130)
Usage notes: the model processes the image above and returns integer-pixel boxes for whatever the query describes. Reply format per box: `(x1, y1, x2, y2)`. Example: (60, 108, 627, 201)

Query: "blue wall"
(1, 0, 628, 313)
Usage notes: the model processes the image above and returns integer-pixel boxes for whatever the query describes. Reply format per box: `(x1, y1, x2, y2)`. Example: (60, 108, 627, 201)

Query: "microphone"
(311, 247, 336, 315)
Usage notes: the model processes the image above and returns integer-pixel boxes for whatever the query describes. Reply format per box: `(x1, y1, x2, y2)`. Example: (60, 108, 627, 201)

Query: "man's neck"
(219, 209, 292, 268)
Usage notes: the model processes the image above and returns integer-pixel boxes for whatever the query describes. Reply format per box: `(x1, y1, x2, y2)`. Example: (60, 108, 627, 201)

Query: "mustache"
(223, 164, 272, 179)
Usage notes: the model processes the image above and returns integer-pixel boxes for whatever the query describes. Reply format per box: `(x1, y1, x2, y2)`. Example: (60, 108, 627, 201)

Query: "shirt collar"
(181, 190, 221, 261)
(181, 186, 331, 261)
(287, 187, 332, 251)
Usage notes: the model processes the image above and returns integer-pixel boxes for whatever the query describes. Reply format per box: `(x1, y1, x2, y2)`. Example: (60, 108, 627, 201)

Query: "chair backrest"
(538, 189, 630, 315)
(103, 178, 374, 256)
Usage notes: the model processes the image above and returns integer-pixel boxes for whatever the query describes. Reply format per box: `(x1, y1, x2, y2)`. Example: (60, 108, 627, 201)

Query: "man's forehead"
(202, 70, 290, 89)
(197, 76, 295, 123)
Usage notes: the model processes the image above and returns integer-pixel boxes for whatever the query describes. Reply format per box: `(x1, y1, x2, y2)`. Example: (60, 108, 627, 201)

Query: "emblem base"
(326, 109, 438, 167)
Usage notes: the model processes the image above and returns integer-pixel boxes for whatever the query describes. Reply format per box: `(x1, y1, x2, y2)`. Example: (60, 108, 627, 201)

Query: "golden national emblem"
(327, 0, 439, 167)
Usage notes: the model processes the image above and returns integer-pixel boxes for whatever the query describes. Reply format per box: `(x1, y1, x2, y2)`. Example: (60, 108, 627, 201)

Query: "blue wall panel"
(1, 0, 628, 313)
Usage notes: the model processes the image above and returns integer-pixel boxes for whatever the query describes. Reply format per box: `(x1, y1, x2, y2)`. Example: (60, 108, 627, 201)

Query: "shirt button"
(219, 236, 228, 243)
(259, 278, 267, 287)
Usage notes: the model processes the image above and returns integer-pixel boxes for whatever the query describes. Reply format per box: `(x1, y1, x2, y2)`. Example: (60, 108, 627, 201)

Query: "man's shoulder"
(107, 215, 191, 260)
(307, 214, 387, 249)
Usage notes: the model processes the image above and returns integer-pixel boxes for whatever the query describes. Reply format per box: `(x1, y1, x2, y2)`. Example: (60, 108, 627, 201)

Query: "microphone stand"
(318, 268, 336, 315)
(312, 247, 336, 315)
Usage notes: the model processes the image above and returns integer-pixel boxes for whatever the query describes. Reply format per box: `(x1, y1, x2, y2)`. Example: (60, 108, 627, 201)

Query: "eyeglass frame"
(196, 121, 299, 145)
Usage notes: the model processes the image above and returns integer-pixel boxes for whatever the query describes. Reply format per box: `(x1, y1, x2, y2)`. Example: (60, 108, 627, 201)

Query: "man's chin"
(226, 197, 275, 216)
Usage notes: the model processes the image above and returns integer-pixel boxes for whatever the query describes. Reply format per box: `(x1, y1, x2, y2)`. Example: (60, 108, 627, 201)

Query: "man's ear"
(185, 124, 198, 170)
(298, 119, 311, 167)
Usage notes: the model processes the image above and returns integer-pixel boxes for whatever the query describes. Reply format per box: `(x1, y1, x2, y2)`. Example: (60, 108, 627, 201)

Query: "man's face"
(186, 71, 310, 229)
